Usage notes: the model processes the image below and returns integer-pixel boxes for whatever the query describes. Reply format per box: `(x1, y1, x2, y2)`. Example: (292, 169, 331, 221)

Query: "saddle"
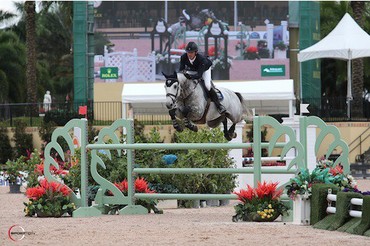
(198, 79, 223, 101)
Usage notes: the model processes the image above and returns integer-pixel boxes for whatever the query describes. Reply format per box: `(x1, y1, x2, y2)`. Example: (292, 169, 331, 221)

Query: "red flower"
(26, 179, 71, 200)
(208, 46, 216, 56)
(234, 185, 255, 203)
(26, 186, 45, 200)
(135, 177, 149, 193)
(59, 184, 71, 197)
(329, 165, 343, 176)
(246, 46, 258, 53)
(35, 163, 44, 175)
(114, 179, 128, 192)
(255, 181, 282, 200)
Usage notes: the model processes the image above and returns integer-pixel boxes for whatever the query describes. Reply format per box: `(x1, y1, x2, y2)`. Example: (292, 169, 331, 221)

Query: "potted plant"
(210, 56, 232, 80)
(24, 178, 76, 217)
(244, 46, 260, 60)
(5, 158, 25, 193)
(274, 41, 287, 59)
(232, 181, 289, 222)
(107, 177, 163, 214)
(285, 158, 358, 225)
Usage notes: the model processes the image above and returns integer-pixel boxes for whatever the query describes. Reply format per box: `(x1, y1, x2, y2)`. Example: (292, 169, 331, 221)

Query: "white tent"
(122, 80, 296, 119)
(298, 13, 370, 117)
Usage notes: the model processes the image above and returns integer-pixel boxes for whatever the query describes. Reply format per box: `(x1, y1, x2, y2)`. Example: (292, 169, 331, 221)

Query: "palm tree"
(0, 10, 16, 28)
(0, 31, 26, 103)
(350, 1, 365, 118)
(25, 1, 37, 113)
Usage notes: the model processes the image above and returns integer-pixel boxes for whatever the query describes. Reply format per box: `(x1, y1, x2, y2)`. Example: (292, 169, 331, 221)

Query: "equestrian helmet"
(185, 42, 198, 52)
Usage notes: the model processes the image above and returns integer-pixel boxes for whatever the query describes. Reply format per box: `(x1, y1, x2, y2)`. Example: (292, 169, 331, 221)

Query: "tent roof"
(122, 80, 295, 116)
(298, 13, 370, 62)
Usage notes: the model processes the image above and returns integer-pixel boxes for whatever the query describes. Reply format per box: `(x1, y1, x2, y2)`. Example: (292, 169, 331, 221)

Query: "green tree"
(0, 31, 26, 103)
(350, 1, 366, 117)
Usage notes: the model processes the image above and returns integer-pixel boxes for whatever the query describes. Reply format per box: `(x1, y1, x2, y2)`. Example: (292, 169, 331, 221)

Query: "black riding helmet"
(185, 42, 198, 52)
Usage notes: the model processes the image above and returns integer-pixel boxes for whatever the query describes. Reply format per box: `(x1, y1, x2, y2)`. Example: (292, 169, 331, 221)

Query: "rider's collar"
(189, 56, 196, 64)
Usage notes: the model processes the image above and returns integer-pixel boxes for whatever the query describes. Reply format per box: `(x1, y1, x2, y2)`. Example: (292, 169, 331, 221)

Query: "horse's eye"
(174, 85, 177, 89)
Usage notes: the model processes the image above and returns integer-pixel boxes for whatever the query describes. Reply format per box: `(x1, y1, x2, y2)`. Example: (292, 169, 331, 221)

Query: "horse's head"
(163, 72, 180, 109)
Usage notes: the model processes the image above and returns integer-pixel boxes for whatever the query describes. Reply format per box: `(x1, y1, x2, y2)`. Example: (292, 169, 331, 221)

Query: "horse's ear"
(162, 72, 169, 79)
(173, 71, 177, 78)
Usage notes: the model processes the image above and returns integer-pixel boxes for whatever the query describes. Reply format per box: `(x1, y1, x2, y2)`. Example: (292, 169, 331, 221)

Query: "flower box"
(292, 194, 310, 225)
(274, 49, 286, 59)
(211, 67, 229, 80)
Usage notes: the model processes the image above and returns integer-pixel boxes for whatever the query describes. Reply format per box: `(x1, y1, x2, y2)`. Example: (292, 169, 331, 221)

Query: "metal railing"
(302, 97, 370, 122)
(0, 102, 173, 127)
(0, 97, 369, 127)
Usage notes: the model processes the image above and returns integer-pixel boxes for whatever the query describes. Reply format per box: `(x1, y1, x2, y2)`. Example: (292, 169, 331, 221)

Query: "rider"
(179, 41, 226, 114)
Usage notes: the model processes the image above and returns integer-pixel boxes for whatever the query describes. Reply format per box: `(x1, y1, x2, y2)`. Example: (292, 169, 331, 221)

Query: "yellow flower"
(268, 204, 272, 209)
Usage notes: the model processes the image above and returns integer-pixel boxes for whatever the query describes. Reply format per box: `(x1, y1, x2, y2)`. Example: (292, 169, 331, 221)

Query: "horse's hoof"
(192, 125, 198, 132)
(175, 126, 183, 132)
(231, 132, 237, 139)
(224, 134, 232, 141)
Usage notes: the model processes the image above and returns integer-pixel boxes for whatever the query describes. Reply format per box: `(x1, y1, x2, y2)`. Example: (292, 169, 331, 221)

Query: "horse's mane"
(176, 72, 188, 84)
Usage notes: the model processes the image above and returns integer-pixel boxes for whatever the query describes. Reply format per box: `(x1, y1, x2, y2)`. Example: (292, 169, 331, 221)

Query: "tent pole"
(347, 59, 352, 119)
(299, 62, 302, 102)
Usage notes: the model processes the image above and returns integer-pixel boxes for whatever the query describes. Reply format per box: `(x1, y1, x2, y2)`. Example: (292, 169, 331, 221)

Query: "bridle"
(165, 79, 180, 107)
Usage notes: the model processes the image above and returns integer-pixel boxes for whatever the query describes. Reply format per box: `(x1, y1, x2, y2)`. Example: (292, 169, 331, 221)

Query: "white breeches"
(202, 68, 212, 91)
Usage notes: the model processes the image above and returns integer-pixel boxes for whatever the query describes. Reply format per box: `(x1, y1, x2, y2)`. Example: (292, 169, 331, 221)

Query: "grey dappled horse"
(164, 72, 249, 141)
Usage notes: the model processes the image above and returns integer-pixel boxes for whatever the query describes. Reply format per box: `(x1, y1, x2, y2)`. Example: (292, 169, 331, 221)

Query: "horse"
(163, 72, 250, 141)
(166, 9, 229, 51)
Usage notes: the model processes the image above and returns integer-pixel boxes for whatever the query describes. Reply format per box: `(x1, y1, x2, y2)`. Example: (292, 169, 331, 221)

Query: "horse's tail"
(235, 92, 254, 121)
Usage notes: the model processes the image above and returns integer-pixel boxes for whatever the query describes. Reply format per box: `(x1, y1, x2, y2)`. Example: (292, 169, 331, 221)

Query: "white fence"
(95, 47, 156, 82)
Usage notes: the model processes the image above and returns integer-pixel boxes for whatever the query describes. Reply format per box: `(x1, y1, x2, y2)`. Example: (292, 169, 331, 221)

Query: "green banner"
(261, 65, 285, 76)
(100, 67, 119, 79)
(299, 1, 321, 103)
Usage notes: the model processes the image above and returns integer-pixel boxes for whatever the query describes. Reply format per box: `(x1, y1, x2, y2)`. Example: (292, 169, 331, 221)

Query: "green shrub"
(44, 109, 80, 126)
(171, 128, 237, 202)
(38, 121, 57, 150)
(12, 120, 33, 158)
(0, 127, 13, 163)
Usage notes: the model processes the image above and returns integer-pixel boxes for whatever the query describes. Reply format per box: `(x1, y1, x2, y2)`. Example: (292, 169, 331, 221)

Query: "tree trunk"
(25, 1, 37, 115)
(350, 1, 365, 118)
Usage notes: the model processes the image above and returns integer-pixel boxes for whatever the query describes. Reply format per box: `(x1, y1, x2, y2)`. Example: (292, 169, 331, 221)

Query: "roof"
(122, 80, 295, 116)
(298, 13, 370, 62)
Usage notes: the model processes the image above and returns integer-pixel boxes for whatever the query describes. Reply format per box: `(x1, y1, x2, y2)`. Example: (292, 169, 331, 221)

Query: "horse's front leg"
(228, 123, 237, 139)
(222, 118, 232, 141)
(169, 108, 183, 132)
(184, 117, 198, 132)
(182, 107, 198, 132)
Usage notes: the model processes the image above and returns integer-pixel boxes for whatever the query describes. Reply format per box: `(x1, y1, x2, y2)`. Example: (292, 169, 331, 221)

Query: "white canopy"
(297, 13, 370, 118)
(298, 13, 370, 62)
(122, 80, 296, 118)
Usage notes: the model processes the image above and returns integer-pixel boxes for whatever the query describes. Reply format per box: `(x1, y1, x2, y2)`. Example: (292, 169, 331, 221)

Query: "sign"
(100, 67, 118, 79)
(261, 65, 285, 77)
(300, 104, 310, 115)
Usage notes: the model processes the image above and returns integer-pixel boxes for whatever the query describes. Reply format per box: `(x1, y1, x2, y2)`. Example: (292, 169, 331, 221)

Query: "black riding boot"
(209, 88, 226, 114)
